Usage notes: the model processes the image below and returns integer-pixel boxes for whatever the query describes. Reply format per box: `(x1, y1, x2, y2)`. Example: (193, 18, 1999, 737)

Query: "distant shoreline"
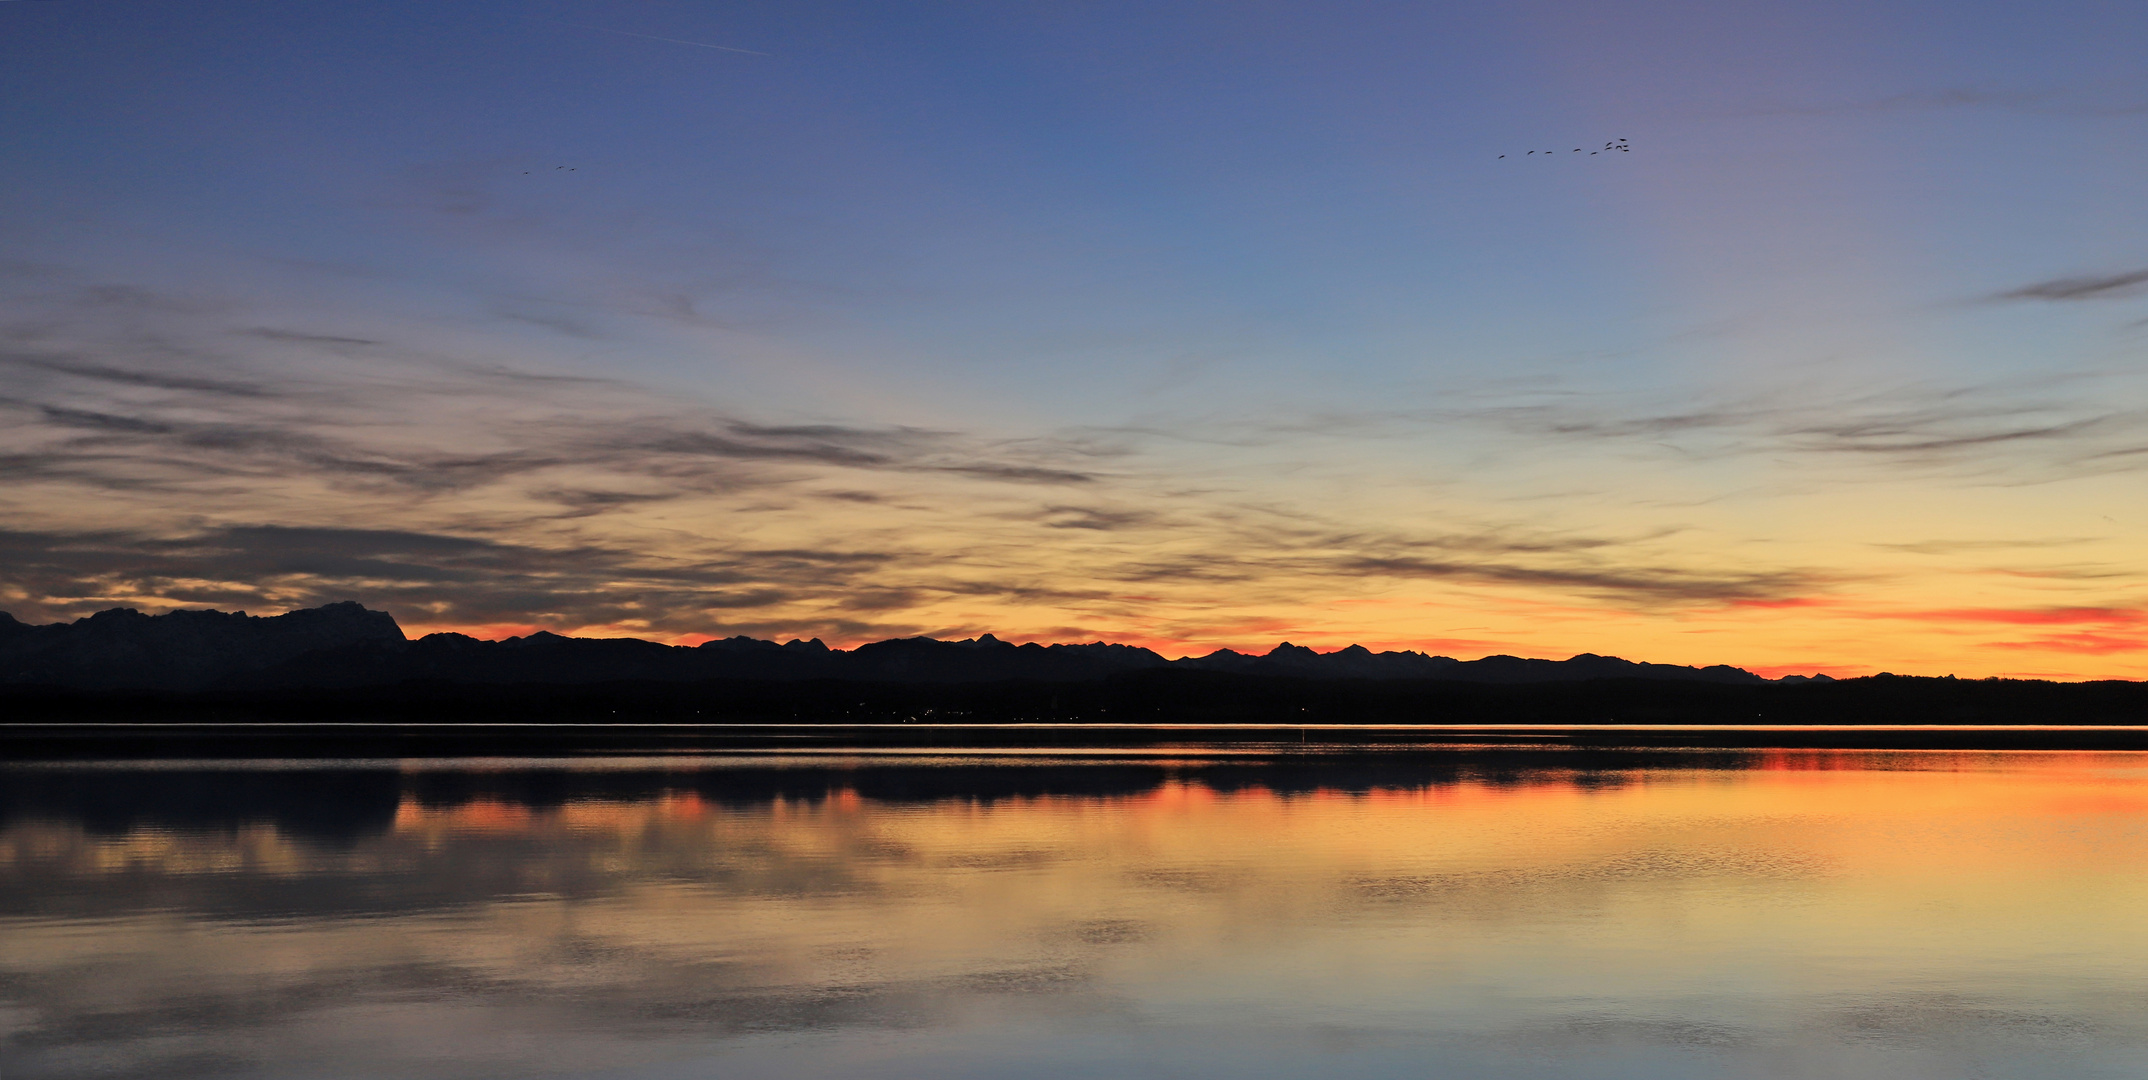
(7, 665, 2147, 736)
(8, 719, 2148, 758)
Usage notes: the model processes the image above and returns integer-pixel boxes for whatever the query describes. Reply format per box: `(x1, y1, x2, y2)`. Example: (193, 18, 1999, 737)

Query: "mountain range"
(0, 602, 1784, 692)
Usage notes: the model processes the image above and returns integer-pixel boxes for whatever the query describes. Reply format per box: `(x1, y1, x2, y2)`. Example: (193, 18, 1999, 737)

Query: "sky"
(2, 0, 2145, 677)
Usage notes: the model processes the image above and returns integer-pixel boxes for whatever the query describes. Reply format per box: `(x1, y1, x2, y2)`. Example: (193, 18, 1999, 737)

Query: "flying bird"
(1501, 139, 1631, 159)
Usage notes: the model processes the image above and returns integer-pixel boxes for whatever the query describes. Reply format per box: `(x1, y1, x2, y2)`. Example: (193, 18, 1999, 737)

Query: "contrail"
(546, 19, 770, 56)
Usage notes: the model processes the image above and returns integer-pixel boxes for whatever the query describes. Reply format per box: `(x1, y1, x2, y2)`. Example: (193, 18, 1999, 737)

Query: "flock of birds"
(522, 166, 578, 173)
(1500, 138, 1629, 159)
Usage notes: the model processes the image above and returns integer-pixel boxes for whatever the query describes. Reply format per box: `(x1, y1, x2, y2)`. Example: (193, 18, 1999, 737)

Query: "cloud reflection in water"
(2, 750, 2146, 1078)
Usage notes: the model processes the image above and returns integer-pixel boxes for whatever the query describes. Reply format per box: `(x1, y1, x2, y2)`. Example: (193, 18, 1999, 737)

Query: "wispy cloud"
(1473, 392, 2112, 463)
(1991, 268, 2148, 302)
(1843, 606, 2148, 657)
(1874, 538, 2095, 555)
(0, 325, 1826, 634)
(1327, 554, 1815, 605)
(1888, 606, 2145, 627)
(1982, 632, 2148, 655)
(241, 328, 382, 347)
(8, 274, 2139, 653)
(0, 523, 902, 635)
(1, 353, 271, 397)
(1220, 376, 2148, 482)
(0, 325, 1103, 502)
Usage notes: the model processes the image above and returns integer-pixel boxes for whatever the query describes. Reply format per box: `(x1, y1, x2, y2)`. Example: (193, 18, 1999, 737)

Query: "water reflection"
(3, 749, 2147, 1078)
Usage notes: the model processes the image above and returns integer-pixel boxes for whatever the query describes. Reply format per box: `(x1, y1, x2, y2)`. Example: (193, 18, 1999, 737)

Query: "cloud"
(1040, 506, 1153, 531)
(1500, 398, 2023, 456)
(1891, 606, 2145, 627)
(0, 524, 890, 632)
(31, 403, 178, 435)
(1873, 538, 2094, 555)
(1991, 268, 2148, 302)
(493, 308, 608, 340)
(1982, 631, 2148, 655)
(74, 283, 230, 315)
(3, 277, 2003, 642)
(1330, 554, 1813, 605)
(1784, 412, 2113, 456)
(0, 305, 1148, 634)
(0, 330, 1102, 503)
(941, 463, 1096, 484)
(1140, 370, 2148, 486)
(626, 427, 904, 469)
(0, 352, 271, 397)
(526, 488, 680, 519)
(241, 327, 382, 347)
(12, 398, 557, 494)
(1368, 378, 2148, 482)
(1854, 606, 2148, 656)
(595, 420, 1101, 484)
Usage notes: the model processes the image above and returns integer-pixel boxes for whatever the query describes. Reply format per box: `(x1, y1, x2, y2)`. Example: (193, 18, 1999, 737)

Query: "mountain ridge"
(0, 601, 1802, 691)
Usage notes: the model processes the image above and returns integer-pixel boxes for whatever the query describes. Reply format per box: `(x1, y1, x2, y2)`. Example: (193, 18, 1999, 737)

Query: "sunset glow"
(3, 1, 2144, 677)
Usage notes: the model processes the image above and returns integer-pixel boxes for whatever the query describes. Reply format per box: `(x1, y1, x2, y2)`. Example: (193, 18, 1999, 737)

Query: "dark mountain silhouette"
(0, 602, 1779, 691)
(256, 627, 1177, 687)
(0, 602, 404, 691)
(2, 604, 2145, 737)
(1179, 642, 1763, 684)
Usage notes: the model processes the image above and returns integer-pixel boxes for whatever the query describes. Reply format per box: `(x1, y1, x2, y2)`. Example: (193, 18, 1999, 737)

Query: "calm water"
(4, 746, 2148, 1079)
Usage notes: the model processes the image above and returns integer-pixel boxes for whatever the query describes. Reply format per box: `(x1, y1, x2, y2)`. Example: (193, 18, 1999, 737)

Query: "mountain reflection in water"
(3, 748, 2147, 1079)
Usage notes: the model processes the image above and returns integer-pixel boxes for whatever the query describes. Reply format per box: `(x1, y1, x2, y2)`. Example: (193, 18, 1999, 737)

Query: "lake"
(4, 741, 2147, 1078)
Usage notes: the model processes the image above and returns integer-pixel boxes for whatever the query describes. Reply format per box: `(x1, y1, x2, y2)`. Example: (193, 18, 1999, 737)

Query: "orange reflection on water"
(5, 751, 2148, 1079)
